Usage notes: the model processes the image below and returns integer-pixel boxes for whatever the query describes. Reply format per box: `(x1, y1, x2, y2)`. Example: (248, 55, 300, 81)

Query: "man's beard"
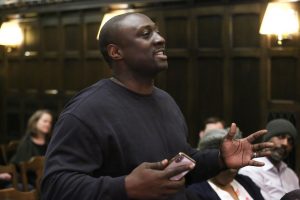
(270, 147, 288, 163)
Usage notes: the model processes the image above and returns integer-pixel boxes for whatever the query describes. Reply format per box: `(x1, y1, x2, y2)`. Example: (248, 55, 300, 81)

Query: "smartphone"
(165, 152, 196, 181)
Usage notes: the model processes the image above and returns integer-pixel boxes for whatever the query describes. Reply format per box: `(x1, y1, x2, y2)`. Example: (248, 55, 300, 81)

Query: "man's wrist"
(125, 175, 136, 199)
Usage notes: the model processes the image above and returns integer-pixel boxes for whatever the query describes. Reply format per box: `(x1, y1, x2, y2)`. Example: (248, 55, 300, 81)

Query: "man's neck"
(110, 76, 154, 95)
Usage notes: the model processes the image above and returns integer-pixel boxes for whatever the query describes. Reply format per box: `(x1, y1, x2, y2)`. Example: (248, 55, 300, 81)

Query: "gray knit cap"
(264, 119, 297, 142)
(198, 128, 242, 150)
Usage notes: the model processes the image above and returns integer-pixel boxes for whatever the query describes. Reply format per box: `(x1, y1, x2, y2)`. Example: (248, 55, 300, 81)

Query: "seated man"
(198, 117, 225, 140)
(239, 118, 299, 200)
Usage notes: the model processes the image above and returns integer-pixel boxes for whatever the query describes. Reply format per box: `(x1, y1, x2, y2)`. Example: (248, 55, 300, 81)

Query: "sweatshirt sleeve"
(41, 114, 129, 200)
(186, 148, 223, 184)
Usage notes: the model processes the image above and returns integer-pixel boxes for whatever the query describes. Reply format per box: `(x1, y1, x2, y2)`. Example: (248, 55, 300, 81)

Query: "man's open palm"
(220, 123, 274, 169)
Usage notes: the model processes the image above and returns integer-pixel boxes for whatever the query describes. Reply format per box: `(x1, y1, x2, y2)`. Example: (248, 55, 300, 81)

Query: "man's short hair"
(98, 13, 135, 65)
(201, 117, 225, 130)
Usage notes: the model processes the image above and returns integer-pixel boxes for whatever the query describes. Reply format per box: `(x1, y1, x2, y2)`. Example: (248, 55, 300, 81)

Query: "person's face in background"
(205, 122, 224, 132)
(269, 134, 293, 163)
(117, 14, 168, 77)
(36, 113, 52, 135)
(199, 122, 225, 139)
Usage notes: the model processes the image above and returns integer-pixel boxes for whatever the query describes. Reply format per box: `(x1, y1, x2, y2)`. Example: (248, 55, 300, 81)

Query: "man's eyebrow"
(138, 23, 158, 30)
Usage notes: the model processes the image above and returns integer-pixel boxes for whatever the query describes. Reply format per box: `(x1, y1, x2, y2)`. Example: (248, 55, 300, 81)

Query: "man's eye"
(142, 30, 151, 38)
(278, 135, 285, 139)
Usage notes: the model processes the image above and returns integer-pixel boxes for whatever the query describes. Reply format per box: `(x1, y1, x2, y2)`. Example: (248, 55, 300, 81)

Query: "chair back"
(19, 156, 45, 193)
(0, 145, 7, 165)
(0, 188, 38, 200)
(1, 140, 20, 164)
(0, 164, 18, 189)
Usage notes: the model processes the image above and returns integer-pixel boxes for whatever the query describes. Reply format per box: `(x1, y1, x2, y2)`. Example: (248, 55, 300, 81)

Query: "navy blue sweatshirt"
(41, 79, 222, 200)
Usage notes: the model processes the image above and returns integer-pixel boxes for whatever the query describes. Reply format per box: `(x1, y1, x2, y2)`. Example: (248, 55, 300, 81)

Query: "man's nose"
(281, 138, 289, 146)
(153, 32, 165, 45)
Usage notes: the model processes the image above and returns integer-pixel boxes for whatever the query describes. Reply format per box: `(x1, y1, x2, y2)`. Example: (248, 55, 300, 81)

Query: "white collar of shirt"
(208, 179, 253, 200)
(256, 157, 287, 173)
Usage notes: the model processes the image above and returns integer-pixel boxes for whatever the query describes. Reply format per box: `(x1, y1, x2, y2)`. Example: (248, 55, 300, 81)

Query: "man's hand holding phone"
(165, 152, 196, 181)
(125, 153, 196, 199)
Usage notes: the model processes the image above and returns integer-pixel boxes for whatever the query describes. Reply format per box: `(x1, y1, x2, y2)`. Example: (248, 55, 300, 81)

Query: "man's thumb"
(146, 159, 168, 170)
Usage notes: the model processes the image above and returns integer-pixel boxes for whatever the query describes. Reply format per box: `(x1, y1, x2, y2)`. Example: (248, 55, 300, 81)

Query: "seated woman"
(10, 109, 53, 164)
(187, 129, 264, 200)
(9, 109, 53, 189)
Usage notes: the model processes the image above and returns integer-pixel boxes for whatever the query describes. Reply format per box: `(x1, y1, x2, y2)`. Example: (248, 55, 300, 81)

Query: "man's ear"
(107, 44, 123, 60)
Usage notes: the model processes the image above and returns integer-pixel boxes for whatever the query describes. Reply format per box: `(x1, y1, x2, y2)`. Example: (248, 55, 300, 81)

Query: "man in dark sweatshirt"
(41, 13, 273, 200)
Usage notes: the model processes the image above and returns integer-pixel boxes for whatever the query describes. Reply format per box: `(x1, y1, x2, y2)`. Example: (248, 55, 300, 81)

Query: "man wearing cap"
(239, 118, 300, 200)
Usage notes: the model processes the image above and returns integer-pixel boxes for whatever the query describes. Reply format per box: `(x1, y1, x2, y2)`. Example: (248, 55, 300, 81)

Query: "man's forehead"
(119, 13, 156, 29)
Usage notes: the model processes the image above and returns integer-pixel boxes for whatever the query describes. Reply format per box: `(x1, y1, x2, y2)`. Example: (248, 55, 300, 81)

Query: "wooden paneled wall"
(0, 1, 300, 173)
(0, 9, 111, 139)
(150, 4, 267, 138)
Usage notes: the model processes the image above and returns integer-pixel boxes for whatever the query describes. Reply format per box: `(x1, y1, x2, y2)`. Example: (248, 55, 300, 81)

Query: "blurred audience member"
(239, 118, 299, 200)
(199, 117, 225, 139)
(197, 117, 225, 149)
(9, 109, 52, 189)
(188, 129, 264, 200)
(10, 109, 53, 164)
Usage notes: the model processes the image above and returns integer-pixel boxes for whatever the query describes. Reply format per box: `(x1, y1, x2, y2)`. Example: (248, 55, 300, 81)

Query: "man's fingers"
(158, 182, 186, 199)
(248, 159, 265, 167)
(246, 129, 268, 143)
(164, 164, 193, 179)
(252, 142, 274, 151)
(164, 178, 186, 190)
(144, 159, 168, 170)
(225, 123, 237, 140)
(255, 150, 272, 158)
(142, 159, 194, 181)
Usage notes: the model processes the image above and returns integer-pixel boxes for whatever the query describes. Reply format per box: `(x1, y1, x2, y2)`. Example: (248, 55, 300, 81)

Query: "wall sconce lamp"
(260, 2, 299, 45)
(0, 20, 23, 52)
(96, 4, 134, 40)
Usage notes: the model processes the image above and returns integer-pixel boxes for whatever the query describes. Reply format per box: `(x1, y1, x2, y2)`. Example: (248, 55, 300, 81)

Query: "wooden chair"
(1, 140, 20, 165)
(0, 145, 7, 165)
(0, 164, 18, 189)
(19, 156, 45, 193)
(0, 188, 38, 200)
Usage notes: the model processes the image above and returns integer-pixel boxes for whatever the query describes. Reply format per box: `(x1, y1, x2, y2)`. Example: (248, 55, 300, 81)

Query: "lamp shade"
(260, 2, 299, 36)
(0, 21, 23, 46)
